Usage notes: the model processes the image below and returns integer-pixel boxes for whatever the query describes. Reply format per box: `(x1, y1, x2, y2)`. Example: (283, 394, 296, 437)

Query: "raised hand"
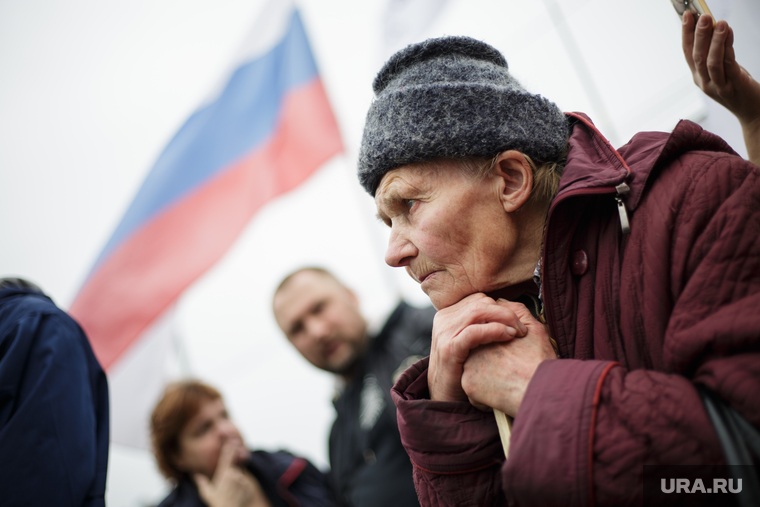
(195, 441, 272, 507)
(683, 11, 760, 165)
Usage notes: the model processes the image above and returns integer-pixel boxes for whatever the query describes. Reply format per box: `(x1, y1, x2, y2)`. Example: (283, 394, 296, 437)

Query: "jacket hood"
(618, 118, 738, 210)
(0, 287, 52, 316)
(558, 113, 739, 213)
(557, 113, 631, 199)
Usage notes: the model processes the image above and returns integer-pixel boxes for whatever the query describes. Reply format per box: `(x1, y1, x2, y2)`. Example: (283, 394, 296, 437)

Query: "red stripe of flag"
(70, 78, 342, 370)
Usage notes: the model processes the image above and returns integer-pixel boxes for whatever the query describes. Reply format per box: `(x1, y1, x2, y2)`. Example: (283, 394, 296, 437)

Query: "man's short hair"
(274, 267, 343, 298)
(150, 380, 222, 481)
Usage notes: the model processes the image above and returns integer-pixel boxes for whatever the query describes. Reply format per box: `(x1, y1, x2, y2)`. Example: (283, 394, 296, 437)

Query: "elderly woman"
(151, 380, 335, 507)
(358, 37, 760, 506)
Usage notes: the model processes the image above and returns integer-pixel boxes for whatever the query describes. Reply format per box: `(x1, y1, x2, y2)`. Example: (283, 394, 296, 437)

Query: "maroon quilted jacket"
(391, 114, 760, 506)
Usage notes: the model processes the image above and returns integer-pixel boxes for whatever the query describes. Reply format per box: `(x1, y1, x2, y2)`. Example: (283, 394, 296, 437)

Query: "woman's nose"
(219, 419, 239, 439)
(385, 227, 416, 268)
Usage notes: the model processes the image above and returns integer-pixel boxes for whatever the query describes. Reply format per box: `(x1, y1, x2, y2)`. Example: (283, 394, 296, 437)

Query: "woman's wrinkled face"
(173, 398, 249, 479)
(375, 161, 520, 309)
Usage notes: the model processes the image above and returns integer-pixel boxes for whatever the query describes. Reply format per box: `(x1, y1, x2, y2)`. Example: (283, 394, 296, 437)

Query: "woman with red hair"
(151, 380, 335, 507)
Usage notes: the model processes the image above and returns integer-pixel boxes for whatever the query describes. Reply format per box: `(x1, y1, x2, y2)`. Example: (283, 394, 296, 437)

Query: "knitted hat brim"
(358, 83, 568, 196)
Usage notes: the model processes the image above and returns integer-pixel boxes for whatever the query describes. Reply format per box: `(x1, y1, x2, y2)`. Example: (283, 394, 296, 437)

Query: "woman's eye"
(195, 422, 211, 437)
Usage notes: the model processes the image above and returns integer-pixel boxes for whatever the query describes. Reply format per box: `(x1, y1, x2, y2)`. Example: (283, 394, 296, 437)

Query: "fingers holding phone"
(671, 0, 715, 25)
(682, 10, 760, 122)
(683, 12, 730, 91)
(676, 1, 760, 166)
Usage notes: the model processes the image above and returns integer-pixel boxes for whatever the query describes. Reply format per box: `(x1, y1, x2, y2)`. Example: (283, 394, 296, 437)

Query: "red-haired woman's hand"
(195, 441, 272, 507)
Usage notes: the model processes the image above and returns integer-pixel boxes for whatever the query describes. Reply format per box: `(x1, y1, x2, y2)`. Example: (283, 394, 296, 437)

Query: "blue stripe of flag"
(93, 10, 317, 270)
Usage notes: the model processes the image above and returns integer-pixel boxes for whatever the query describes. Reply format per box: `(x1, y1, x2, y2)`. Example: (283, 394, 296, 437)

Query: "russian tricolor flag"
(70, 1, 342, 446)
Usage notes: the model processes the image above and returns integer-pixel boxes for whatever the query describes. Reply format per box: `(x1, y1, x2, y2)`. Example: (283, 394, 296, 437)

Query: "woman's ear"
(492, 150, 533, 212)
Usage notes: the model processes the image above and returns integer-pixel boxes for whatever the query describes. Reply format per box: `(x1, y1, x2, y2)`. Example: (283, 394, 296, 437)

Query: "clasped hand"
(428, 293, 556, 417)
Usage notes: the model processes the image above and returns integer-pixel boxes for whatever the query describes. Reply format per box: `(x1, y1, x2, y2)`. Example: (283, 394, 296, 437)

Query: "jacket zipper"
(548, 112, 633, 355)
(615, 182, 631, 235)
(542, 184, 630, 355)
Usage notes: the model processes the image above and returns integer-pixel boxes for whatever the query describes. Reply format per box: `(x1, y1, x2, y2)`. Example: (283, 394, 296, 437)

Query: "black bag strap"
(697, 385, 760, 507)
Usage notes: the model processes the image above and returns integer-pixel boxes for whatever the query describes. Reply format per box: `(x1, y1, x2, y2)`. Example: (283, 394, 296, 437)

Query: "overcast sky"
(1, 0, 757, 505)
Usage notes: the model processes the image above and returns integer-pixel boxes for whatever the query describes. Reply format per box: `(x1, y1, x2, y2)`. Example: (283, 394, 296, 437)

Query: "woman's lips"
(408, 266, 439, 285)
(419, 270, 441, 285)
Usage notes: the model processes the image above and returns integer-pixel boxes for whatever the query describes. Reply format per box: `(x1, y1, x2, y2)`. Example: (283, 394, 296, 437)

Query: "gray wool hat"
(358, 36, 569, 196)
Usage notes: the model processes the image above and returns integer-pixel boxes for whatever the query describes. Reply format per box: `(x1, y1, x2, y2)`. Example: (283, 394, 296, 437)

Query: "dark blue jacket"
(0, 287, 109, 507)
(157, 450, 335, 507)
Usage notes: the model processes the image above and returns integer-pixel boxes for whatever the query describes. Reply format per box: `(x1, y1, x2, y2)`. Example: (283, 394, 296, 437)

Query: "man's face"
(273, 271, 368, 375)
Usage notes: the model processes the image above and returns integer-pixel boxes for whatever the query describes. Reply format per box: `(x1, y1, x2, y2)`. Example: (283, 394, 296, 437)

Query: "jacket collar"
(558, 113, 738, 213)
(0, 287, 48, 306)
(557, 112, 631, 200)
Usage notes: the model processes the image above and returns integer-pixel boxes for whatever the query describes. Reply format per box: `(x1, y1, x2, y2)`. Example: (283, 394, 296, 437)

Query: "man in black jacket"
(273, 268, 435, 507)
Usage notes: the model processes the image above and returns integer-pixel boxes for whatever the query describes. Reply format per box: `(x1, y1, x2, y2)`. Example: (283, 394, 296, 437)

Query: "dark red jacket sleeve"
(392, 357, 506, 507)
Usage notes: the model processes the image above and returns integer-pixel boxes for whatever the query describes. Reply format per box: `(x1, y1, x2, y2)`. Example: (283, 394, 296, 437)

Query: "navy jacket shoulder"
(0, 287, 109, 507)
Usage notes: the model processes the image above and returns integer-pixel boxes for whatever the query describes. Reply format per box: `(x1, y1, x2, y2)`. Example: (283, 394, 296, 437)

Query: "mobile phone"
(670, 0, 716, 26)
